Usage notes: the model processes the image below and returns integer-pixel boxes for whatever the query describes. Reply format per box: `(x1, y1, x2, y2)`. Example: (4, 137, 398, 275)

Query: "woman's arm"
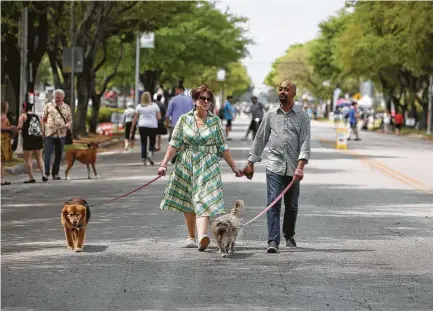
(160, 145, 178, 168)
(156, 111, 162, 121)
(16, 114, 26, 131)
(1, 115, 16, 132)
(131, 113, 138, 135)
(221, 150, 236, 169)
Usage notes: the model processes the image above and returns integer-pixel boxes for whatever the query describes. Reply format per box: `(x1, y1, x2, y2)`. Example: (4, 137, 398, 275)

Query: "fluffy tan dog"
(212, 200, 245, 257)
(61, 198, 91, 252)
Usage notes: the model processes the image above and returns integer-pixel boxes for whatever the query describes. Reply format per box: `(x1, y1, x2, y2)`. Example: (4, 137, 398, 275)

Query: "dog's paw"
(67, 246, 74, 250)
(221, 253, 230, 258)
(96, 175, 101, 179)
(229, 249, 235, 253)
(74, 248, 83, 252)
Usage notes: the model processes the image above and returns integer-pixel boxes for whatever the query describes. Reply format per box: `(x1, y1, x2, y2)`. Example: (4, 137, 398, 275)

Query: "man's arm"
(297, 114, 311, 169)
(248, 113, 271, 163)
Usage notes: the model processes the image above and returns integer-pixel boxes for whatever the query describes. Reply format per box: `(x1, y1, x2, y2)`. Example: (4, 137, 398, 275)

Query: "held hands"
(293, 168, 304, 181)
(231, 164, 244, 177)
(242, 162, 254, 180)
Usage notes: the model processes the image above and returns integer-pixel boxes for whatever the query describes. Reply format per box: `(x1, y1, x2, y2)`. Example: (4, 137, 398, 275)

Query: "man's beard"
(279, 95, 287, 103)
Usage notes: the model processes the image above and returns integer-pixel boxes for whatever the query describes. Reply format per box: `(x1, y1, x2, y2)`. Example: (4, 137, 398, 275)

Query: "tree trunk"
(140, 70, 161, 97)
(89, 94, 101, 133)
(75, 72, 90, 136)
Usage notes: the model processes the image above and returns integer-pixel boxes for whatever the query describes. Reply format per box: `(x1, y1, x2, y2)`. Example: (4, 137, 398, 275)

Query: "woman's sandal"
(1, 181, 11, 186)
(23, 179, 36, 184)
(198, 235, 210, 252)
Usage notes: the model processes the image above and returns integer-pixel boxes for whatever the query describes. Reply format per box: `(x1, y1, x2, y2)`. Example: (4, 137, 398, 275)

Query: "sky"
(215, 0, 347, 91)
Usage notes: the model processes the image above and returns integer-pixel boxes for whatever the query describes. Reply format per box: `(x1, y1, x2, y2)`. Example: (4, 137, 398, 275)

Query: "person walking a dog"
(131, 92, 161, 166)
(243, 80, 311, 253)
(42, 89, 71, 180)
(158, 84, 243, 251)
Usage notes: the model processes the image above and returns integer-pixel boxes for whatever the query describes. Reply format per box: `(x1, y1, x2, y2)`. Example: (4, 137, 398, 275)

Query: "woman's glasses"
(199, 96, 211, 102)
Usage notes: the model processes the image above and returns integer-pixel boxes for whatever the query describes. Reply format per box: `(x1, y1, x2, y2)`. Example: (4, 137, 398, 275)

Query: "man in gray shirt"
(243, 96, 266, 140)
(243, 80, 311, 253)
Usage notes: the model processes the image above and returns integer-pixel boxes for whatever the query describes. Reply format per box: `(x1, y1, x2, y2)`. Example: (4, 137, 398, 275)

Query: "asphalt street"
(1, 114, 433, 311)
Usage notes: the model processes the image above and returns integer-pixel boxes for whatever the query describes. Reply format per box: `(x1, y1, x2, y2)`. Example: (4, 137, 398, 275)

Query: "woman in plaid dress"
(158, 84, 243, 251)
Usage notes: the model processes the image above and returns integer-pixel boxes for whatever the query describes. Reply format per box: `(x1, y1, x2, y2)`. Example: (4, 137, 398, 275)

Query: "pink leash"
(241, 179, 295, 227)
(88, 175, 163, 208)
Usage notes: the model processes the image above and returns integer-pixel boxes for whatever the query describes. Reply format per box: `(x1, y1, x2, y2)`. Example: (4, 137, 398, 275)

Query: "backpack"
(28, 114, 43, 137)
(218, 104, 225, 119)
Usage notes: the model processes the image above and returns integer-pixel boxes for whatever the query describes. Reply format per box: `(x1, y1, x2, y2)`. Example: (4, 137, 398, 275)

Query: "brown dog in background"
(65, 142, 100, 180)
(61, 198, 91, 252)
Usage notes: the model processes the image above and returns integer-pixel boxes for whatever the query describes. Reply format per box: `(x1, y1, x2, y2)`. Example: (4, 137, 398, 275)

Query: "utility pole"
(70, 1, 75, 136)
(16, 7, 28, 155)
(427, 75, 433, 135)
(135, 32, 140, 105)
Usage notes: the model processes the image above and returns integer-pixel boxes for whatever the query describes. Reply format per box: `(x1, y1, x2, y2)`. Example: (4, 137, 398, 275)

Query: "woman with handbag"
(42, 89, 72, 180)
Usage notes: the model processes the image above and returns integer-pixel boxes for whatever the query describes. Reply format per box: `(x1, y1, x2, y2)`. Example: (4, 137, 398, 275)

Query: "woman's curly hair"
(190, 84, 215, 104)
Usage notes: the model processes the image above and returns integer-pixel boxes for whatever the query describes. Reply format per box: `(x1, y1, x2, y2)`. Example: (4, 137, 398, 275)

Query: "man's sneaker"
(53, 175, 61, 180)
(286, 237, 297, 248)
(185, 238, 197, 248)
(267, 241, 278, 253)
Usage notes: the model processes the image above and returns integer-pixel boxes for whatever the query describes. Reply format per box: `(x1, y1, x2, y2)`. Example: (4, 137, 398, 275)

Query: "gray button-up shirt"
(248, 104, 311, 176)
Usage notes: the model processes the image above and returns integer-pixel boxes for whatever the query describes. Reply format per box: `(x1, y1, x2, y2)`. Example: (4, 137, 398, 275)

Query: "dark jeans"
(44, 136, 65, 177)
(266, 169, 300, 247)
(138, 127, 157, 159)
(248, 119, 262, 139)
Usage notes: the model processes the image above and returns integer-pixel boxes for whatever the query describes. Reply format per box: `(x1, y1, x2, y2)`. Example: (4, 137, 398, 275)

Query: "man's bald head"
(278, 80, 297, 105)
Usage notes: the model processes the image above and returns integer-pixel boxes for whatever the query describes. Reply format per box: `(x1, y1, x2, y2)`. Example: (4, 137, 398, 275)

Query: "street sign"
(217, 69, 226, 81)
(140, 32, 155, 49)
(63, 47, 83, 73)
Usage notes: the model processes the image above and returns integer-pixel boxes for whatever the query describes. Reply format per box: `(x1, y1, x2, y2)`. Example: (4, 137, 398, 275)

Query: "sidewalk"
(4, 135, 124, 178)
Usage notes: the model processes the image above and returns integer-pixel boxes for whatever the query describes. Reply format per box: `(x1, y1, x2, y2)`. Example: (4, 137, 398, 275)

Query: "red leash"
(88, 175, 163, 208)
(241, 179, 295, 227)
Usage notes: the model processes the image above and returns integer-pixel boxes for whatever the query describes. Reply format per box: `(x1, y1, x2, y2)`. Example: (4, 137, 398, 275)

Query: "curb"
(4, 138, 122, 176)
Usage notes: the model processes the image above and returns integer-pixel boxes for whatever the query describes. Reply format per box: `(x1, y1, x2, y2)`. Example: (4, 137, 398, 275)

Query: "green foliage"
(86, 107, 119, 125)
(185, 62, 251, 99)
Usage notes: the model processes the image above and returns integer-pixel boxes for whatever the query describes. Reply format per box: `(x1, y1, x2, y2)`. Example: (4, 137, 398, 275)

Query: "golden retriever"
(61, 198, 91, 252)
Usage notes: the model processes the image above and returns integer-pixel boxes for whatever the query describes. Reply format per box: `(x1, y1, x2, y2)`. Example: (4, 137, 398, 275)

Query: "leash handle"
(88, 175, 162, 208)
(241, 179, 295, 227)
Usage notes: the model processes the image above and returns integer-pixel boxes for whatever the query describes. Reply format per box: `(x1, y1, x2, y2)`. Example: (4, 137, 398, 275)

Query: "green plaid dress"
(160, 110, 229, 216)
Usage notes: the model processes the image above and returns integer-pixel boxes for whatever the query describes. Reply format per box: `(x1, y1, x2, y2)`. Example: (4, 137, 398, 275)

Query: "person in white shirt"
(131, 92, 161, 166)
(122, 101, 136, 152)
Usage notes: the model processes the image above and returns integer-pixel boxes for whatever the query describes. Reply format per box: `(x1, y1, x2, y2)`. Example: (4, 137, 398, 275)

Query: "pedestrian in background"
(131, 92, 161, 166)
(122, 101, 136, 152)
(243, 80, 311, 253)
(155, 94, 168, 151)
(248, 96, 265, 140)
(158, 84, 243, 251)
(42, 89, 71, 180)
(16, 102, 47, 183)
(165, 86, 194, 163)
(1, 100, 16, 186)
(347, 101, 361, 141)
(394, 111, 404, 135)
(224, 95, 233, 140)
